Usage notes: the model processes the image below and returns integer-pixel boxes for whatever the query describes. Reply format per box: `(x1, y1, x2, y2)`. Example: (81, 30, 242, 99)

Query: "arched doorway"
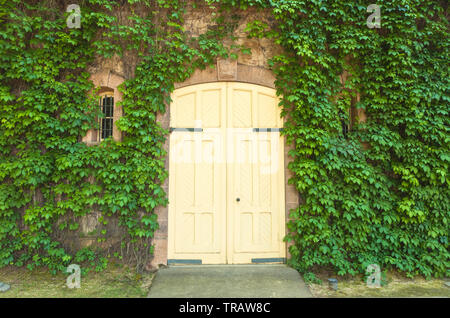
(167, 82, 286, 264)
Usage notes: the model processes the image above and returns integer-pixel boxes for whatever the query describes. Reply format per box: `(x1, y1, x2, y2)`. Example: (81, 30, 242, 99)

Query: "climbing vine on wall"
(0, 0, 448, 277)
(0, 0, 233, 272)
(232, 0, 449, 277)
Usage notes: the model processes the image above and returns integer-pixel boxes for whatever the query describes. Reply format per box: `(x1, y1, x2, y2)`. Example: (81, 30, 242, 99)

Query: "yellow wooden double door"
(168, 82, 285, 264)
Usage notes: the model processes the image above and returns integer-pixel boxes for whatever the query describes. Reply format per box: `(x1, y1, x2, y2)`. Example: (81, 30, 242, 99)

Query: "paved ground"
(148, 264, 313, 298)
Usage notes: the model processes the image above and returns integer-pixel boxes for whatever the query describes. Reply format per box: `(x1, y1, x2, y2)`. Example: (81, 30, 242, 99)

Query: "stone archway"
(174, 59, 276, 90)
(150, 61, 299, 268)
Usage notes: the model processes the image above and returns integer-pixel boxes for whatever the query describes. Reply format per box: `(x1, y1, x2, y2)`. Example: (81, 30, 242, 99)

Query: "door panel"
(227, 83, 283, 129)
(168, 82, 285, 265)
(169, 130, 226, 264)
(226, 130, 285, 263)
(170, 84, 225, 129)
(168, 83, 227, 264)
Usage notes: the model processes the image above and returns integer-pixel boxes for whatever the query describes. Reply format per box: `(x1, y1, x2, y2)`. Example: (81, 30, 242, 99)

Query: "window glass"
(100, 94, 114, 140)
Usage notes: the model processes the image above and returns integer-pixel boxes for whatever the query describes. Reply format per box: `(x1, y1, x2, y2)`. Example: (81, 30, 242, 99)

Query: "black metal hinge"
(170, 128, 203, 132)
(251, 258, 286, 264)
(167, 259, 202, 265)
(253, 128, 284, 132)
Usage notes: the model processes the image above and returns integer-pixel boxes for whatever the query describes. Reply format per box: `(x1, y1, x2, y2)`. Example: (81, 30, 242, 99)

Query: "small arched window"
(99, 93, 114, 140)
(82, 70, 124, 145)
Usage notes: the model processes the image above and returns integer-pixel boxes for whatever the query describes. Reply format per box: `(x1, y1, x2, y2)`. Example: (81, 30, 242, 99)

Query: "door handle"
(236, 198, 240, 202)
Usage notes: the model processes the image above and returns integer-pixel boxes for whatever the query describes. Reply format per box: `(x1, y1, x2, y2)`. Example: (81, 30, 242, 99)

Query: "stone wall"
(74, 3, 300, 269)
(150, 4, 298, 268)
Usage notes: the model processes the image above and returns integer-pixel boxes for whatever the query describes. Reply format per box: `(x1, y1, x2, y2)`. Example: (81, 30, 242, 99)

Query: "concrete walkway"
(148, 264, 313, 298)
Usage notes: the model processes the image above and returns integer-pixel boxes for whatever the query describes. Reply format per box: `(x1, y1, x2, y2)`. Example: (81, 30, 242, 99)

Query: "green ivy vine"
(235, 0, 449, 277)
(0, 0, 233, 272)
(0, 0, 448, 277)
